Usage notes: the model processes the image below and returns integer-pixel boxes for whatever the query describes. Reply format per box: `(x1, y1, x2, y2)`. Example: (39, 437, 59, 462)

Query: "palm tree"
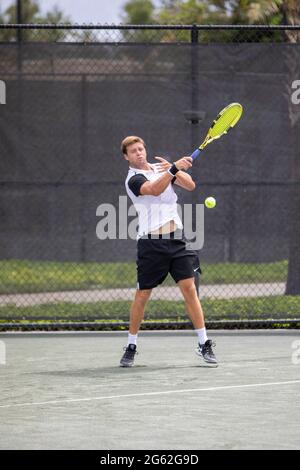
(280, 1, 300, 295)
(229, 1, 300, 294)
(246, 1, 300, 294)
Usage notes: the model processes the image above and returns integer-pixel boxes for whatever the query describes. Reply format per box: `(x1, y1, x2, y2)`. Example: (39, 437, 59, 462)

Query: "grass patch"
(1, 296, 300, 322)
(0, 259, 288, 294)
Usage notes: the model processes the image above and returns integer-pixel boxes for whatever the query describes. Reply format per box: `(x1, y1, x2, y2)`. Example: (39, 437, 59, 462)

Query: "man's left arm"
(173, 171, 195, 191)
(154, 156, 195, 191)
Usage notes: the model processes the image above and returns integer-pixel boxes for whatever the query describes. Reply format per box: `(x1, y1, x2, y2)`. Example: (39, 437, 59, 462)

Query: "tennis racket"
(191, 102, 243, 160)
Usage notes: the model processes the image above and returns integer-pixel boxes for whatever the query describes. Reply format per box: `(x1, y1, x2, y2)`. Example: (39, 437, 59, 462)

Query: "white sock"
(127, 333, 138, 346)
(195, 328, 208, 346)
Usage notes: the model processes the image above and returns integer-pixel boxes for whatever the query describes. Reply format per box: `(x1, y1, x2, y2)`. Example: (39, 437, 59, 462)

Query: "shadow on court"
(0, 330, 299, 450)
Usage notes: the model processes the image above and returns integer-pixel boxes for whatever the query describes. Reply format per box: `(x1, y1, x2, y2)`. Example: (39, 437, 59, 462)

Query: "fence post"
(17, 0, 22, 43)
(191, 25, 201, 297)
(80, 75, 87, 262)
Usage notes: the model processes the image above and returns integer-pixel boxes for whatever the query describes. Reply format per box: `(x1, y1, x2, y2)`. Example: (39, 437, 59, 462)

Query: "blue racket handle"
(191, 148, 201, 160)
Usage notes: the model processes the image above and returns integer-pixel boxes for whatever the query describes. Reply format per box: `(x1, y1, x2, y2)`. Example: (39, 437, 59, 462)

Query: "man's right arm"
(140, 171, 174, 197)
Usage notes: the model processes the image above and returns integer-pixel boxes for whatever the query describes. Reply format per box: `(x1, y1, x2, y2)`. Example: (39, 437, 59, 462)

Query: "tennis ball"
(205, 197, 216, 209)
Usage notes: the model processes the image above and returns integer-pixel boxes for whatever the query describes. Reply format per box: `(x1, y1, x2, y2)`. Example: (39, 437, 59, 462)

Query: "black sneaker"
(196, 340, 218, 366)
(120, 344, 137, 368)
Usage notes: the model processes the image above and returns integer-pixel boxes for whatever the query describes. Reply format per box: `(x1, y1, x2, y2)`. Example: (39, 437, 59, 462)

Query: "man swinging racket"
(120, 135, 217, 367)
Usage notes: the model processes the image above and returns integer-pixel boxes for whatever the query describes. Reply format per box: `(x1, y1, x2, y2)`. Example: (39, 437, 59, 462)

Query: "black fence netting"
(0, 25, 300, 328)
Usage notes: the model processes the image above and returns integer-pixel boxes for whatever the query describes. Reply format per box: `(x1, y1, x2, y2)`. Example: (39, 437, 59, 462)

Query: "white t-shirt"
(125, 164, 183, 239)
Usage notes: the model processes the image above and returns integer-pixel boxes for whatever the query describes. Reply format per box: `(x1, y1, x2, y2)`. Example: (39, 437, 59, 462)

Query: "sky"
(0, 0, 161, 24)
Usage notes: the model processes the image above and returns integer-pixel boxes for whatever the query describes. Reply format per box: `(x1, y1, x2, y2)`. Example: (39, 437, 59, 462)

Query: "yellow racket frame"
(200, 102, 243, 150)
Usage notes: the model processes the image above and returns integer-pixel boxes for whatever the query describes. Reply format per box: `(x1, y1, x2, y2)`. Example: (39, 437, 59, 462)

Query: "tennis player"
(120, 136, 217, 367)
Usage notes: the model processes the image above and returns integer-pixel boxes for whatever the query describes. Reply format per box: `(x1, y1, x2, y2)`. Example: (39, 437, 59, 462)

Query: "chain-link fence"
(0, 24, 300, 330)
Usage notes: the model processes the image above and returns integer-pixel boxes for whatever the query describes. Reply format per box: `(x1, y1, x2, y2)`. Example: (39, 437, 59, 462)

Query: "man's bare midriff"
(149, 220, 177, 235)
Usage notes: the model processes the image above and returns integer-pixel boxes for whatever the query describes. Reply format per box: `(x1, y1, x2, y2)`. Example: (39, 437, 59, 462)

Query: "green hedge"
(1, 296, 300, 322)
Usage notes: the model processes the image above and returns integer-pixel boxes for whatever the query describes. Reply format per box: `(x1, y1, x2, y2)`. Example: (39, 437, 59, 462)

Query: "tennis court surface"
(0, 330, 299, 450)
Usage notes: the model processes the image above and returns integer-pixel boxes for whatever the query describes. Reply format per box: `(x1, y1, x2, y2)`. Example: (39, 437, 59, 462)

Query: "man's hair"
(121, 136, 145, 155)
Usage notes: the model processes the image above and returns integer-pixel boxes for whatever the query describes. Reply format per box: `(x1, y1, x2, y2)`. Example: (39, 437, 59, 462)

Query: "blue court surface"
(0, 330, 299, 450)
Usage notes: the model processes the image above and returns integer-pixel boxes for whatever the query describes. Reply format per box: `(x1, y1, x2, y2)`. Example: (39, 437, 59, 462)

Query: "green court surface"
(0, 330, 299, 450)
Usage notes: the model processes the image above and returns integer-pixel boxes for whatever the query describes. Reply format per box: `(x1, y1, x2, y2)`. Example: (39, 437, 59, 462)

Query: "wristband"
(168, 163, 179, 177)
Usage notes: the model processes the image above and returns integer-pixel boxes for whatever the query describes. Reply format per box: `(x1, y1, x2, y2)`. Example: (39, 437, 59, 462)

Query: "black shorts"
(136, 233, 201, 290)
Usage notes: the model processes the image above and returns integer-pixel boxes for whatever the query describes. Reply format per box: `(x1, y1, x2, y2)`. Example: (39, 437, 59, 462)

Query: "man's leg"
(120, 288, 152, 367)
(177, 277, 205, 329)
(129, 288, 152, 334)
(178, 278, 218, 366)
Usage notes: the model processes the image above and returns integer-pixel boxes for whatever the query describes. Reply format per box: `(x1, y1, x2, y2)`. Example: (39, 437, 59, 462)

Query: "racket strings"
(196, 102, 243, 152)
(208, 104, 243, 139)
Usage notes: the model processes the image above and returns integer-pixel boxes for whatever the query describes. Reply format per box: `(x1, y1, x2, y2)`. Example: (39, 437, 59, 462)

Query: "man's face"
(124, 142, 147, 168)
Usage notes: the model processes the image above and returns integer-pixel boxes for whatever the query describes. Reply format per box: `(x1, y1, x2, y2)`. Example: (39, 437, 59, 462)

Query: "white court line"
(0, 380, 299, 409)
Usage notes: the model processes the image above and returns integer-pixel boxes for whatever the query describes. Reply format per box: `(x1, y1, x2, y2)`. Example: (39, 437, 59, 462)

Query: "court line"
(0, 380, 299, 409)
